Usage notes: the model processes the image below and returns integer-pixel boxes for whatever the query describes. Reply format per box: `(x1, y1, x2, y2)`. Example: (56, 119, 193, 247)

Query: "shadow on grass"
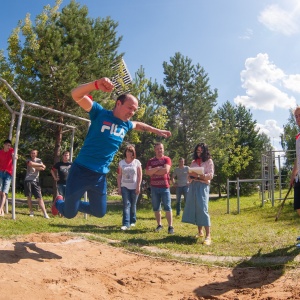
(193, 245, 300, 298)
(0, 242, 62, 264)
(227, 200, 297, 222)
(126, 235, 197, 246)
(50, 223, 119, 235)
(49, 223, 197, 247)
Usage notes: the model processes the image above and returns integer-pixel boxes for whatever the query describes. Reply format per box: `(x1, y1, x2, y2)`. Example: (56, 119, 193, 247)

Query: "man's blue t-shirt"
(75, 102, 133, 174)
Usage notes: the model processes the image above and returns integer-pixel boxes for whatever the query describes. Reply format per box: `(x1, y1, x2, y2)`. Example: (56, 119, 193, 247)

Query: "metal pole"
(278, 154, 282, 199)
(12, 102, 25, 220)
(270, 150, 275, 206)
(227, 178, 230, 214)
(237, 177, 240, 214)
(267, 152, 271, 201)
(261, 154, 264, 207)
(70, 128, 75, 162)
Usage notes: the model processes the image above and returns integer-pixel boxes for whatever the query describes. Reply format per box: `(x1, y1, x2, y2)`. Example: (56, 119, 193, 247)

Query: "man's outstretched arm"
(132, 121, 171, 138)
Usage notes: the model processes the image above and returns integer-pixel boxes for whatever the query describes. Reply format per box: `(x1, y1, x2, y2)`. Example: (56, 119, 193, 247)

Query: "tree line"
(1, 0, 290, 197)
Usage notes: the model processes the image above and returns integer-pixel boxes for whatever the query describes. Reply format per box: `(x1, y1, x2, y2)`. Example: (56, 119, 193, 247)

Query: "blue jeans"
(151, 187, 171, 211)
(0, 171, 12, 194)
(176, 185, 188, 216)
(121, 187, 138, 227)
(57, 183, 66, 197)
(55, 162, 107, 219)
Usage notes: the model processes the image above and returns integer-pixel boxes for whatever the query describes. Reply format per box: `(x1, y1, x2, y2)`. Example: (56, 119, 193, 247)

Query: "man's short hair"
(3, 139, 12, 145)
(154, 142, 163, 148)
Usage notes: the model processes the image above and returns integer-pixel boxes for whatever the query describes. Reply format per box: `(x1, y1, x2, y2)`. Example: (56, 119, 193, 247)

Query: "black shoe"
(168, 226, 174, 234)
(155, 225, 163, 232)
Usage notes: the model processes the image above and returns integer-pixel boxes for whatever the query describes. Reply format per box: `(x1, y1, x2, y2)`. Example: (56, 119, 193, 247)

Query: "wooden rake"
(275, 185, 293, 221)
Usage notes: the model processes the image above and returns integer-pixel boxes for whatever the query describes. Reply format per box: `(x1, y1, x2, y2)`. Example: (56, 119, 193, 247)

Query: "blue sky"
(1, 0, 300, 150)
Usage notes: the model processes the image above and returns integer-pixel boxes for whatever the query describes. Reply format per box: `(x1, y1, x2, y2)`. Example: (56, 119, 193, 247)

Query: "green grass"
(1, 190, 300, 268)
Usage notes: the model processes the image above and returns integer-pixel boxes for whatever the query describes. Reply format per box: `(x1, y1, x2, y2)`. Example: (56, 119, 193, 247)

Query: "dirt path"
(0, 233, 300, 300)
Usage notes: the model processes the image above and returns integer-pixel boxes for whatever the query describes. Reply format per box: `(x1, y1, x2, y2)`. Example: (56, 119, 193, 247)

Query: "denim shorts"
(0, 171, 12, 194)
(151, 187, 172, 211)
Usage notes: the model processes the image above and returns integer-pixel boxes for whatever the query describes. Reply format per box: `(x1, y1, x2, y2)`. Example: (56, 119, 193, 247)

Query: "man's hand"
(156, 129, 172, 138)
(95, 78, 114, 93)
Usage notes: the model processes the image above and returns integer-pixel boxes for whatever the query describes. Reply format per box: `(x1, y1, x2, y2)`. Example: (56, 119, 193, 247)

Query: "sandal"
(195, 232, 204, 238)
(203, 237, 211, 245)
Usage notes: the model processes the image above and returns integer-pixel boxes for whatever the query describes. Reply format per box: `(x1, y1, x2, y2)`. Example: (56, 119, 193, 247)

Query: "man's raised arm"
(71, 78, 114, 112)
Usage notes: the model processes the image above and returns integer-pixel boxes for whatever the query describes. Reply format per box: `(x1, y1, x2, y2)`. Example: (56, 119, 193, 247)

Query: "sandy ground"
(0, 233, 300, 300)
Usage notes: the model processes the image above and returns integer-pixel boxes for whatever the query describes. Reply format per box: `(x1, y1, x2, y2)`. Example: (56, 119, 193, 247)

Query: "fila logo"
(101, 122, 126, 138)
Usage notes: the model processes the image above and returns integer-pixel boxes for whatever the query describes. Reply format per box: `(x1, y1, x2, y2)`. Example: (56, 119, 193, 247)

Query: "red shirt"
(0, 148, 14, 176)
(146, 156, 172, 188)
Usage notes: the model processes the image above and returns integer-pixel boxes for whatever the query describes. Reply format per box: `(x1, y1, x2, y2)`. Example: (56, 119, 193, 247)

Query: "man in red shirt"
(145, 142, 174, 234)
(0, 139, 14, 216)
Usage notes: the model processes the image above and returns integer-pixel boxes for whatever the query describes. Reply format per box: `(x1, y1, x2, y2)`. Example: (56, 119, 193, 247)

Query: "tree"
(6, 0, 122, 168)
(212, 101, 272, 195)
(149, 52, 218, 163)
(281, 109, 298, 168)
(208, 114, 252, 196)
(0, 51, 14, 142)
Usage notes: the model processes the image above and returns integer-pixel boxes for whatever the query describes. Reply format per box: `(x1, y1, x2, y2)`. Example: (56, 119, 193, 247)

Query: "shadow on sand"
(193, 245, 300, 298)
(0, 242, 62, 264)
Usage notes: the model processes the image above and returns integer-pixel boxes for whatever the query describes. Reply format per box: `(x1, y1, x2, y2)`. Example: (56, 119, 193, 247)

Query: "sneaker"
(155, 225, 163, 232)
(297, 236, 300, 241)
(130, 223, 136, 227)
(121, 226, 129, 231)
(203, 237, 211, 245)
(168, 226, 174, 234)
(44, 214, 50, 219)
(52, 195, 63, 216)
(29, 212, 34, 217)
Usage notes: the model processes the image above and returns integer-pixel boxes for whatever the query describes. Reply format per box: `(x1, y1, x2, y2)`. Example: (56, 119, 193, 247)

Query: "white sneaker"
(44, 214, 50, 219)
(121, 226, 128, 231)
(130, 223, 136, 227)
(29, 212, 34, 217)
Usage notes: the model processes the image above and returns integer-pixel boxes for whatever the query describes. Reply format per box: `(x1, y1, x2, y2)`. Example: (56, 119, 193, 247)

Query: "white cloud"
(256, 119, 283, 150)
(283, 74, 300, 93)
(258, 1, 300, 36)
(234, 53, 297, 111)
(239, 28, 253, 40)
(256, 119, 283, 137)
